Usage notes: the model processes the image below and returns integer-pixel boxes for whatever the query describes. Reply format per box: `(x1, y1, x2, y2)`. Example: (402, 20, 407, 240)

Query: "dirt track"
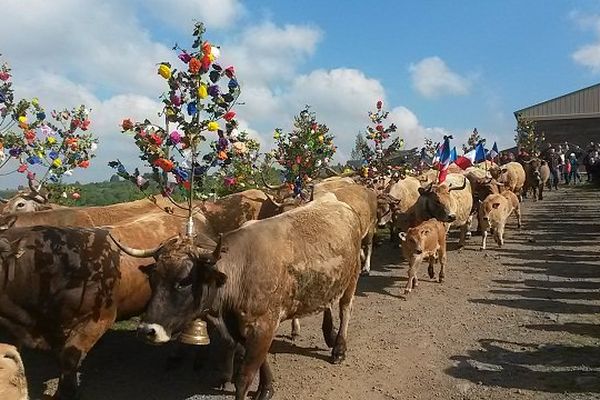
(20, 186, 600, 399)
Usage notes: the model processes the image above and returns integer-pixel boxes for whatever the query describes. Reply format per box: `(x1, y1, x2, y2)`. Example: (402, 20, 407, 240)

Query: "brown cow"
(522, 158, 550, 201)
(415, 174, 473, 247)
(114, 193, 363, 400)
(376, 176, 421, 240)
(479, 191, 521, 249)
(399, 218, 447, 294)
(490, 161, 526, 201)
(0, 219, 120, 399)
(0, 343, 27, 400)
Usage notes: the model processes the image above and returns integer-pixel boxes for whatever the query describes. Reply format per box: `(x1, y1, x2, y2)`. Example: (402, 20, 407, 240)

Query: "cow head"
(523, 159, 542, 187)
(473, 177, 503, 200)
(398, 224, 433, 255)
(377, 193, 400, 227)
(417, 178, 467, 223)
(0, 182, 51, 215)
(110, 234, 226, 344)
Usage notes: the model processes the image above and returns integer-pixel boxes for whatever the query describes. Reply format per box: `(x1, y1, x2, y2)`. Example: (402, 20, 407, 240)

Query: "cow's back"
(218, 195, 362, 319)
(325, 185, 377, 238)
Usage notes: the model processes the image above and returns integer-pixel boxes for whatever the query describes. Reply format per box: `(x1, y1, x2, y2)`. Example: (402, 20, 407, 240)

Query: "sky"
(1, 0, 600, 187)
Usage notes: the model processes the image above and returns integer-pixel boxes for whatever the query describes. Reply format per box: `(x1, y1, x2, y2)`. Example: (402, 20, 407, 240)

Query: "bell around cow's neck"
(179, 318, 210, 345)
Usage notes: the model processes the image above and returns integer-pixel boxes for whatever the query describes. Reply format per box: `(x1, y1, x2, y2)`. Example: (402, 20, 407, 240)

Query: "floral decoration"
(265, 106, 336, 196)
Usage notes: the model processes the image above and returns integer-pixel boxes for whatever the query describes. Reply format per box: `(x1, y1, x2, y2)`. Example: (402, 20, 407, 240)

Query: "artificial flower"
(207, 121, 219, 131)
(178, 52, 192, 63)
(121, 119, 134, 131)
(217, 150, 228, 160)
(187, 102, 198, 115)
(79, 160, 90, 168)
(0, 71, 9, 81)
(17, 164, 27, 173)
(155, 158, 174, 172)
(169, 130, 182, 144)
(198, 84, 208, 99)
(224, 111, 236, 121)
(225, 66, 235, 78)
(71, 192, 81, 200)
(377, 100, 383, 110)
(158, 64, 171, 79)
(170, 94, 182, 107)
(208, 85, 219, 97)
(52, 158, 62, 168)
(189, 57, 201, 74)
(202, 41, 212, 55)
(149, 133, 163, 146)
(211, 46, 220, 59)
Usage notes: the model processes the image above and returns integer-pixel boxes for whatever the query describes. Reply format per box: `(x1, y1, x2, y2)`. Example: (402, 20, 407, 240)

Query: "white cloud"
(571, 12, 600, 72)
(409, 56, 471, 98)
(140, 0, 244, 30)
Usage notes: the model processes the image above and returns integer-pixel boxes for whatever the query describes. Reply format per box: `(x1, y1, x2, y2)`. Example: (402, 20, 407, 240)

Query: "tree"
(515, 116, 545, 155)
(462, 128, 484, 153)
(109, 174, 121, 183)
(350, 133, 373, 161)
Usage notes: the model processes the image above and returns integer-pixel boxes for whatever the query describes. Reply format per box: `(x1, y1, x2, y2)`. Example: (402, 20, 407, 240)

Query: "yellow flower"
(318, 135, 324, 143)
(31, 97, 39, 106)
(198, 84, 208, 99)
(207, 121, 219, 131)
(158, 64, 171, 79)
(47, 137, 57, 145)
(209, 54, 215, 62)
(18, 115, 27, 124)
(53, 158, 62, 167)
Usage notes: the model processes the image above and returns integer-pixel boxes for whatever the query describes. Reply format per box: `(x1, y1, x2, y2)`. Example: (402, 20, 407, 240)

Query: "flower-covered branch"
(361, 100, 402, 181)
(111, 22, 251, 225)
(0, 56, 98, 192)
(265, 106, 336, 197)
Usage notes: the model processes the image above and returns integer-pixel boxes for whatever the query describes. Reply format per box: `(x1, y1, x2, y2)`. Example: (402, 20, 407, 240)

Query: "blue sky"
(1, 0, 600, 187)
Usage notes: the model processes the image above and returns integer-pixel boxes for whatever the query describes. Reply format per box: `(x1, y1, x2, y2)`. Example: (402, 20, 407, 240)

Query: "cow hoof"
(330, 351, 346, 364)
(291, 332, 300, 342)
(255, 386, 275, 400)
(404, 288, 412, 295)
(438, 277, 444, 283)
(360, 270, 370, 277)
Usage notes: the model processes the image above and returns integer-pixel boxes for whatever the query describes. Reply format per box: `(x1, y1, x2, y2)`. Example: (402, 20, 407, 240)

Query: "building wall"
(535, 117, 600, 148)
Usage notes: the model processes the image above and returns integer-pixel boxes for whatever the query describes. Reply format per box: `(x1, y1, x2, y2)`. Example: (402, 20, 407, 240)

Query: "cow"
(0, 218, 121, 399)
(398, 218, 447, 295)
(0, 343, 28, 400)
(479, 190, 521, 249)
(113, 193, 363, 400)
(415, 174, 473, 247)
(376, 176, 421, 240)
(522, 158, 550, 201)
(489, 162, 526, 201)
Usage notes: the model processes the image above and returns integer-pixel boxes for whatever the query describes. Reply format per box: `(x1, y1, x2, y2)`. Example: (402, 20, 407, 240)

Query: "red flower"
(80, 119, 91, 131)
(150, 133, 163, 146)
(70, 119, 81, 130)
(154, 158, 174, 172)
(79, 160, 90, 168)
(201, 55, 212, 70)
(225, 66, 235, 78)
(376, 124, 384, 132)
(121, 119, 134, 131)
(189, 57, 201, 74)
(24, 130, 36, 142)
(17, 164, 27, 173)
(224, 111, 236, 121)
(181, 180, 191, 190)
(377, 100, 383, 110)
(202, 41, 212, 55)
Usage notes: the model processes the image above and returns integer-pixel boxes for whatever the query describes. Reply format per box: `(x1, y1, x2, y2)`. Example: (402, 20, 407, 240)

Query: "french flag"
(455, 142, 487, 170)
(437, 135, 453, 183)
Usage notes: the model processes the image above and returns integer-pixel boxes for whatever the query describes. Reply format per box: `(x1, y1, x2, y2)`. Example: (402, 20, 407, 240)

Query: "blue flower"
(27, 155, 41, 165)
(36, 111, 46, 120)
(228, 79, 239, 90)
(187, 102, 198, 115)
(49, 151, 59, 160)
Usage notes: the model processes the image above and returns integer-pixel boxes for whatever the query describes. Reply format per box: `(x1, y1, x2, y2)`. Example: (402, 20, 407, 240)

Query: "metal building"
(514, 83, 600, 147)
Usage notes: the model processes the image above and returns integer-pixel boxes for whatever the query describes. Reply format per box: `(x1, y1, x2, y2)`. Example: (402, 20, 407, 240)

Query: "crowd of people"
(498, 141, 600, 186)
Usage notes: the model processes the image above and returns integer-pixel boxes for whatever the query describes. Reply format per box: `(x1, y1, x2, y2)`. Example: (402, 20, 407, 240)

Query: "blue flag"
(449, 147, 457, 162)
(439, 136, 452, 165)
(488, 141, 499, 159)
(474, 142, 487, 163)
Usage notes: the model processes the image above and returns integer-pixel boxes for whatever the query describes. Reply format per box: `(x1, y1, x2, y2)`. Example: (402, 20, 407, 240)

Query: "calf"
(479, 191, 521, 249)
(0, 343, 27, 400)
(399, 219, 447, 295)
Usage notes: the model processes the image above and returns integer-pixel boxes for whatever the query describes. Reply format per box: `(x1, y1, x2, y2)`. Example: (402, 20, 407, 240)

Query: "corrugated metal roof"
(514, 83, 600, 121)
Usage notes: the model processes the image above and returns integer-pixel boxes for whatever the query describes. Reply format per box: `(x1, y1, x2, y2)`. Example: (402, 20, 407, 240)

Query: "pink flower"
(80, 119, 91, 131)
(224, 176, 236, 187)
(178, 52, 192, 63)
(17, 164, 27, 173)
(225, 66, 235, 78)
(169, 130, 182, 144)
(0, 72, 10, 81)
(170, 94, 182, 107)
(377, 100, 383, 110)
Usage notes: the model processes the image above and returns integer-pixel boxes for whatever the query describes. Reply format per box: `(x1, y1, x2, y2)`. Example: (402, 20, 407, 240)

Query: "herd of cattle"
(0, 157, 549, 399)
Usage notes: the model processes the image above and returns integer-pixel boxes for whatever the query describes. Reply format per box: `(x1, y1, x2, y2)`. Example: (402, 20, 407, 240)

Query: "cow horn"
(449, 178, 467, 191)
(324, 166, 340, 177)
(264, 191, 282, 208)
(109, 233, 160, 258)
(260, 170, 287, 191)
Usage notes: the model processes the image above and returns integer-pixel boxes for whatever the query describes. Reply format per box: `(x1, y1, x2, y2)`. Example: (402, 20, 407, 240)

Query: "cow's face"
(475, 178, 501, 200)
(377, 194, 400, 227)
(418, 185, 457, 223)
(399, 226, 432, 255)
(137, 238, 226, 344)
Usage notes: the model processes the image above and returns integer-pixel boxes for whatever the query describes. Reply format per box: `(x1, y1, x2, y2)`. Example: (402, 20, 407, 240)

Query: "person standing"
(545, 147, 561, 190)
(569, 153, 581, 185)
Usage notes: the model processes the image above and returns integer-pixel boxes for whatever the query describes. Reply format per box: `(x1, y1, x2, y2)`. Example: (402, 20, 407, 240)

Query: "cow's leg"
(538, 184, 544, 201)
(321, 306, 337, 348)
(361, 228, 375, 276)
(205, 314, 237, 386)
(405, 259, 419, 294)
(291, 318, 301, 341)
(331, 275, 358, 364)
(439, 240, 447, 283)
(481, 228, 488, 250)
(458, 223, 469, 247)
(235, 319, 275, 400)
(56, 309, 116, 399)
(496, 222, 505, 247)
(389, 222, 396, 243)
(515, 205, 522, 228)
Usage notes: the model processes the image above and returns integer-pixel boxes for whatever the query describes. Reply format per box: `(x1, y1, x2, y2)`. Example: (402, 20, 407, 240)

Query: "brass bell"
(179, 318, 210, 345)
